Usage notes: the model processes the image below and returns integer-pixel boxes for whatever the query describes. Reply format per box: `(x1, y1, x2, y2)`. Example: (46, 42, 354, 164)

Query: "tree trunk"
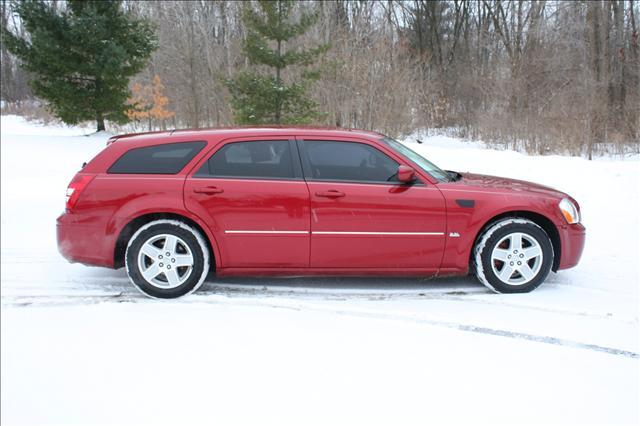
(96, 113, 105, 132)
(587, 0, 604, 160)
(275, 0, 283, 124)
(612, 0, 625, 131)
(188, 6, 199, 128)
(629, 0, 639, 140)
(275, 38, 282, 124)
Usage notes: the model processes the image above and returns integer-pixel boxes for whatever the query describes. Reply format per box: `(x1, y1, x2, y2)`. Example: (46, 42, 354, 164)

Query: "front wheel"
(125, 220, 210, 299)
(473, 218, 553, 293)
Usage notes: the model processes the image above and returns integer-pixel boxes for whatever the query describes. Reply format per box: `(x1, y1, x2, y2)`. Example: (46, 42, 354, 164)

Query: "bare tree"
(2, 0, 639, 156)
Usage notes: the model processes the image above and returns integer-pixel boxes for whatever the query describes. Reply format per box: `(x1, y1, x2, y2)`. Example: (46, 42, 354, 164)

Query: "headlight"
(559, 198, 580, 224)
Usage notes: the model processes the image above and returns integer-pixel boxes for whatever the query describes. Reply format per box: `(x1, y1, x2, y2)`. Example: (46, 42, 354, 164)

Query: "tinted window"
(304, 140, 399, 183)
(196, 140, 294, 179)
(108, 141, 206, 174)
(381, 137, 449, 182)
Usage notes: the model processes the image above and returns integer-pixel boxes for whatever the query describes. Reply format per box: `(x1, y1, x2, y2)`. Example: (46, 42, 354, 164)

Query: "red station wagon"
(57, 128, 586, 298)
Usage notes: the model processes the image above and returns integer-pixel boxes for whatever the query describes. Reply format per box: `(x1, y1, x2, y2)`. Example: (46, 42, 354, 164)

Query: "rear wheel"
(473, 218, 553, 293)
(125, 220, 210, 298)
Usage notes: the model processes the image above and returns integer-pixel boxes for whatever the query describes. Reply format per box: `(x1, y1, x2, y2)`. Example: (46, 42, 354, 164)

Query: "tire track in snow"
(321, 307, 640, 360)
(194, 294, 640, 359)
(2, 281, 636, 324)
(203, 284, 636, 324)
(218, 297, 640, 360)
(2, 291, 637, 360)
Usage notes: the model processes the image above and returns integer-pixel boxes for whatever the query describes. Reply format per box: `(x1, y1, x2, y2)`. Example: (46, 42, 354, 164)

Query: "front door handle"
(315, 190, 345, 198)
(193, 186, 224, 195)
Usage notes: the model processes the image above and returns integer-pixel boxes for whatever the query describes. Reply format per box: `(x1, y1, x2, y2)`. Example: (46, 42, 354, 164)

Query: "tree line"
(2, 0, 639, 158)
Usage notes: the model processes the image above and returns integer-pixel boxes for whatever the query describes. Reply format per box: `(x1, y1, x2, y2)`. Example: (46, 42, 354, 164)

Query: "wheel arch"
(471, 210, 561, 272)
(113, 212, 219, 271)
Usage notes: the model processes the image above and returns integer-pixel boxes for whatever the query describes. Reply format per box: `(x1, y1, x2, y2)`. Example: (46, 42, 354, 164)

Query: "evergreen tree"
(226, 0, 328, 125)
(3, 0, 156, 131)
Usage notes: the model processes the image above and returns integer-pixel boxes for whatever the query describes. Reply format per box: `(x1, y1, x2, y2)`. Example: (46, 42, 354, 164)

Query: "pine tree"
(3, 0, 156, 131)
(226, 0, 328, 125)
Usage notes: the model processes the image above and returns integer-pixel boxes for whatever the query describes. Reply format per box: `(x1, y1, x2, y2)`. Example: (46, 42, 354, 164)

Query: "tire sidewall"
(477, 220, 553, 293)
(126, 220, 209, 299)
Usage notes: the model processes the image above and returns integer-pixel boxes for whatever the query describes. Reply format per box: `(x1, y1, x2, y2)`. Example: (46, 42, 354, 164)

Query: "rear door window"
(195, 140, 295, 179)
(108, 141, 206, 174)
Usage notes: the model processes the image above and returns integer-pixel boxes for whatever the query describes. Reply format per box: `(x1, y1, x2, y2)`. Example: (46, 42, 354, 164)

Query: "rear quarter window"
(108, 141, 206, 174)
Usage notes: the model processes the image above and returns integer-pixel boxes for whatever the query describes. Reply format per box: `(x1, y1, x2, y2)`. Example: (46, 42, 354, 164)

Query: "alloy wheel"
(490, 232, 543, 286)
(137, 234, 195, 289)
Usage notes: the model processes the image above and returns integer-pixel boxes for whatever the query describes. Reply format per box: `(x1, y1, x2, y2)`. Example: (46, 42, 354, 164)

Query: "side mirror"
(397, 165, 416, 183)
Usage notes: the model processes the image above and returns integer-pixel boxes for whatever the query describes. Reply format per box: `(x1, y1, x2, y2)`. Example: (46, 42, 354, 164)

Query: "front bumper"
(557, 222, 586, 270)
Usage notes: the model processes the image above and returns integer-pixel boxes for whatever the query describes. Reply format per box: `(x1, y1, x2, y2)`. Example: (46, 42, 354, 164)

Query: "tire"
(473, 218, 553, 293)
(125, 219, 210, 299)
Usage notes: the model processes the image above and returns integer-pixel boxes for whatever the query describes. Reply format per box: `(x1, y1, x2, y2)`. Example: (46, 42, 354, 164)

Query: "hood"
(458, 172, 567, 198)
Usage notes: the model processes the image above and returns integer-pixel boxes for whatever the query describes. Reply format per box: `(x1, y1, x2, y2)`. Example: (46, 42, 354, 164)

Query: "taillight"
(65, 174, 95, 211)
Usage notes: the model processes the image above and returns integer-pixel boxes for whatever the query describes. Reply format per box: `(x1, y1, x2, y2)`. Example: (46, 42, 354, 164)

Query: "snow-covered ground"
(1, 115, 638, 425)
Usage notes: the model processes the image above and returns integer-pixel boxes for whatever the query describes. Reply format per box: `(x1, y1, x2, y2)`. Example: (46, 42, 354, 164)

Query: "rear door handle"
(193, 186, 224, 195)
(315, 190, 345, 198)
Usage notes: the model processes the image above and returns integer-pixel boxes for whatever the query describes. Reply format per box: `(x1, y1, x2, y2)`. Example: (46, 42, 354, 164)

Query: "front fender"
(439, 190, 562, 273)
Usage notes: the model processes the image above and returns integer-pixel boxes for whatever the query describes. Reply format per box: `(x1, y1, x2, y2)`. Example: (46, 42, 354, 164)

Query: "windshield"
(380, 137, 450, 182)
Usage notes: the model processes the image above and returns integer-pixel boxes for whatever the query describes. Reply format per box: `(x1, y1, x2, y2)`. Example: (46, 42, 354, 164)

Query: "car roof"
(108, 126, 385, 145)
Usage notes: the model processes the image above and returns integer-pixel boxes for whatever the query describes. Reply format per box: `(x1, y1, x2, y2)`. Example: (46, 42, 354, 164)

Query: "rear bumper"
(56, 213, 114, 267)
(557, 223, 586, 270)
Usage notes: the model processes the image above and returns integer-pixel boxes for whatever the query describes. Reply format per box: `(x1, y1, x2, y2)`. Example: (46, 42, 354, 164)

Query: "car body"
(57, 127, 585, 297)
